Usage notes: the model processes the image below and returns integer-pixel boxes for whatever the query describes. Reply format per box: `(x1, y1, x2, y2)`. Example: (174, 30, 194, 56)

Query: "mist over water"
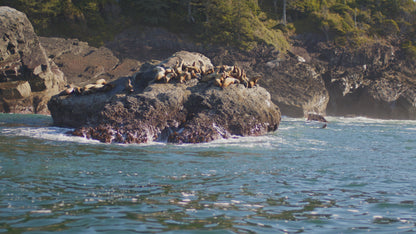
(0, 114, 415, 233)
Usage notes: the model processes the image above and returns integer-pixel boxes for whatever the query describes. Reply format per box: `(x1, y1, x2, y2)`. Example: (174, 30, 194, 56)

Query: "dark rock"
(306, 113, 328, 122)
(48, 51, 281, 144)
(257, 53, 329, 117)
(321, 43, 416, 119)
(0, 7, 65, 114)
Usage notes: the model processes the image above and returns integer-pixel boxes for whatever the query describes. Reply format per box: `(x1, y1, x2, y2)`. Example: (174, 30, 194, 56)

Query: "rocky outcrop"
(2, 7, 413, 120)
(108, 28, 330, 117)
(107, 27, 416, 119)
(202, 46, 329, 117)
(0, 7, 65, 114)
(257, 52, 329, 116)
(319, 42, 416, 119)
(40, 37, 142, 87)
(48, 51, 281, 144)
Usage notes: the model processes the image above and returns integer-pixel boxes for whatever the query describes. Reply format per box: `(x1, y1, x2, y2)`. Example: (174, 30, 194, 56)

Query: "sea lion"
(214, 78, 222, 87)
(190, 70, 198, 79)
(231, 66, 242, 79)
(186, 64, 201, 74)
(73, 87, 82, 95)
(154, 66, 166, 81)
(93, 84, 105, 90)
(64, 87, 74, 95)
(164, 72, 176, 83)
(178, 72, 187, 83)
(204, 68, 214, 76)
(59, 85, 74, 96)
(83, 83, 107, 95)
(200, 64, 207, 75)
(82, 84, 96, 94)
(248, 76, 261, 88)
(184, 71, 192, 81)
(222, 77, 239, 88)
(95, 78, 107, 85)
(174, 60, 184, 74)
(125, 79, 133, 93)
(201, 71, 218, 82)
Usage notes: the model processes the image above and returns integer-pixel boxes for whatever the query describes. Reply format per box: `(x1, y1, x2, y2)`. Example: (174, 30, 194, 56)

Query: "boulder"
(48, 51, 281, 144)
(0, 7, 65, 114)
(0, 81, 31, 99)
(40, 37, 142, 87)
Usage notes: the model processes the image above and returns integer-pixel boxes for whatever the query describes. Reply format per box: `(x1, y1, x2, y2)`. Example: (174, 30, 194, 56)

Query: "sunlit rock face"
(0, 7, 65, 114)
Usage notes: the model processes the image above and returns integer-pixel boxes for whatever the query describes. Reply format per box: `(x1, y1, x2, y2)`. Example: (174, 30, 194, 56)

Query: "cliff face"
(318, 42, 416, 119)
(1, 7, 415, 119)
(107, 27, 416, 119)
(0, 7, 65, 114)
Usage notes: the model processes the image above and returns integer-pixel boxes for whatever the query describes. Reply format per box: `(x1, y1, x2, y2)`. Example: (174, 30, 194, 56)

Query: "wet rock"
(48, 51, 281, 144)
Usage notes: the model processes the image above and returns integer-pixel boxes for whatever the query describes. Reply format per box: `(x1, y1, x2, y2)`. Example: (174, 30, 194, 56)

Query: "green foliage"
(2, 0, 416, 53)
(402, 41, 416, 59)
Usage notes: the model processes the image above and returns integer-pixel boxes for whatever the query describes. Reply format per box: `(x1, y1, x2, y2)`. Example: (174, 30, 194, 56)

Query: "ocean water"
(0, 113, 416, 233)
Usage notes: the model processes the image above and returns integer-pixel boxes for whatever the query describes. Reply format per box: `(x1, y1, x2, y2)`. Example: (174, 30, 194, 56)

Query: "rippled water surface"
(1, 113, 416, 233)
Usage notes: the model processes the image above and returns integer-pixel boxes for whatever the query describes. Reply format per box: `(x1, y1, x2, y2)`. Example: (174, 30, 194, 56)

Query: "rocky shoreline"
(1, 7, 416, 122)
(103, 27, 416, 120)
(48, 51, 281, 144)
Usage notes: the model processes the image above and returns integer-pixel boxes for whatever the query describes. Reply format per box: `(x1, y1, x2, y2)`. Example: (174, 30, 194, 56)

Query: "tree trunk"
(187, 0, 195, 23)
(282, 0, 287, 25)
(273, 0, 277, 13)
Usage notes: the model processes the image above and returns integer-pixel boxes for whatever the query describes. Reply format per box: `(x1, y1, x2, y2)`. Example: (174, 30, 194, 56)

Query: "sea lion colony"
(59, 61, 260, 96)
(153, 60, 261, 88)
(60, 78, 115, 96)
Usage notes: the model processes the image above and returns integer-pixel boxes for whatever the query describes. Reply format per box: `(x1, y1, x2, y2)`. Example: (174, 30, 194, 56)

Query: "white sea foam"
(2, 115, 415, 147)
(179, 133, 282, 150)
(330, 116, 416, 125)
(1, 126, 100, 144)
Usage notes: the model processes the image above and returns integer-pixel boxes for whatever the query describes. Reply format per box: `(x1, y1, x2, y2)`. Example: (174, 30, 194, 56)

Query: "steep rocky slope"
(317, 42, 416, 119)
(0, 7, 65, 114)
(107, 27, 416, 119)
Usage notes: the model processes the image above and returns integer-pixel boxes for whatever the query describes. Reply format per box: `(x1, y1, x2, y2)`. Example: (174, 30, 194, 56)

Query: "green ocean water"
(0, 113, 415, 233)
